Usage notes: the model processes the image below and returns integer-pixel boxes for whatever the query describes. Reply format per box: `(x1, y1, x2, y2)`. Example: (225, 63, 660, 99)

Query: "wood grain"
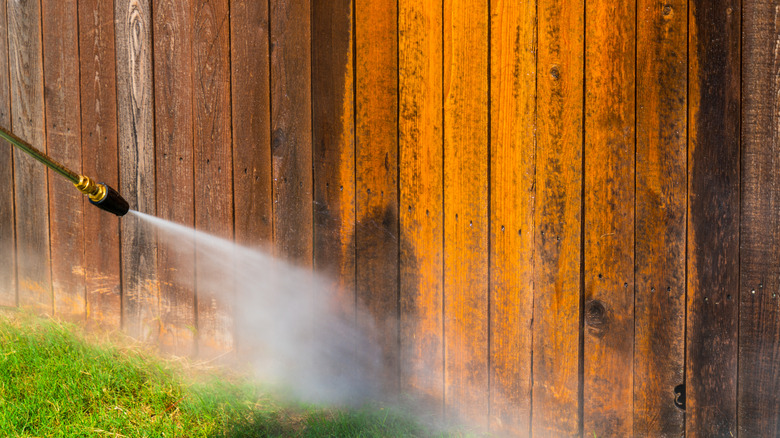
(9, 0, 52, 313)
(398, 0, 443, 411)
(532, 0, 583, 435)
(355, 0, 399, 393)
(154, 0, 196, 355)
(583, 0, 635, 435)
(193, 0, 234, 357)
(443, 0, 489, 427)
(738, 0, 779, 435)
(41, 0, 86, 321)
(634, 0, 687, 435)
(0, 0, 15, 307)
(116, 0, 158, 341)
(686, 0, 740, 436)
(489, 0, 535, 434)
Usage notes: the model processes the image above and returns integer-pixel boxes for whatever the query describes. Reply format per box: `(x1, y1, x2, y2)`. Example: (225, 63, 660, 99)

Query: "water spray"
(0, 126, 129, 216)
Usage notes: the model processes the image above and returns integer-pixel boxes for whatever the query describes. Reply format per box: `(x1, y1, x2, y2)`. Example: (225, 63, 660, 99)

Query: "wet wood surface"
(0, 0, 15, 307)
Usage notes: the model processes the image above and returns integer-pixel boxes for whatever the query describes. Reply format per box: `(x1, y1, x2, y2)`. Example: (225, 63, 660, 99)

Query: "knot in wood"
(585, 299, 609, 337)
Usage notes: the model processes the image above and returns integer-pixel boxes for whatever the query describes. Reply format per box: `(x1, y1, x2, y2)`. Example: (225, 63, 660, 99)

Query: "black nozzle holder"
(90, 183, 129, 217)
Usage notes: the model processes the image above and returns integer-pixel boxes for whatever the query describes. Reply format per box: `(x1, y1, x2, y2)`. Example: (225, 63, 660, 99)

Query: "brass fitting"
(74, 175, 107, 202)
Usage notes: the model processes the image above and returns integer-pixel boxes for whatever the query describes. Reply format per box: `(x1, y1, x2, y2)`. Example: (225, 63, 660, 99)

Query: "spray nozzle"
(75, 175, 129, 217)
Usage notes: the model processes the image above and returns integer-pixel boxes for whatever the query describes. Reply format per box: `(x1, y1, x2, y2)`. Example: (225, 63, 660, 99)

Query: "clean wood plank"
(398, 0, 443, 411)
(355, 0, 399, 393)
(738, 0, 778, 435)
(531, 0, 583, 435)
(634, 0, 687, 435)
(686, 1, 740, 436)
(443, 0, 489, 427)
(270, 0, 312, 265)
(8, 0, 52, 313)
(312, 0, 356, 330)
(489, 0, 535, 434)
(153, 0, 196, 355)
(116, 0, 158, 341)
(79, 0, 121, 329)
(583, 0, 635, 435)
(41, 0, 86, 321)
(0, 0, 14, 307)
(193, 0, 234, 357)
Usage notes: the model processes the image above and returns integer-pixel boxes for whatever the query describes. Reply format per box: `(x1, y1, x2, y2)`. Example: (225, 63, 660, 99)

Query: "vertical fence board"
(154, 0, 196, 355)
(443, 0, 489, 426)
(355, 0, 399, 391)
(738, 0, 780, 435)
(116, 0, 158, 341)
(0, 0, 14, 307)
(398, 0, 443, 410)
(583, 0, 635, 435)
(42, 0, 85, 320)
(532, 1, 584, 434)
(634, 0, 687, 435)
(488, 0, 535, 434)
(686, 0, 740, 436)
(193, 0, 233, 356)
(9, 0, 51, 313)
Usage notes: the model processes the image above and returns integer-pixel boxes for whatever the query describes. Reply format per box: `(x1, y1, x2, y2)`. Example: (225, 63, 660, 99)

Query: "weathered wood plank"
(116, 0, 158, 341)
(532, 0, 583, 435)
(443, 0, 489, 427)
(193, 0, 233, 357)
(9, 0, 52, 313)
(41, 0, 86, 320)
(488, 0, 535, 434)
(686, 1, 740, 436)
(398, 0, 443, 411)
(738, 0, 779, 435)
(154, 0, 196, 355)
(583, 0, 635, 435)
(0, 0, 15, 307)
(634, 0, 687, 435)
(355, 0, 399, 393)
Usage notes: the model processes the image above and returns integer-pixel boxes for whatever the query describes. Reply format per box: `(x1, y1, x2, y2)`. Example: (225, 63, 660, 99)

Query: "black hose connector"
(89, 183, 129, 217)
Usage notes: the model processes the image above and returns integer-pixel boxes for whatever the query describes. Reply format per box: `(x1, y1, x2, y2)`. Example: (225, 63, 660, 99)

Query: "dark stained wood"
(270, 0, 312, 265)
(583, 0, 635, 435)
(0, 0, 15, 307)
(154, 0, 196, 355)
(633, 0, 687, 436)
(489, 0, 535, 434)
(355, 0, 399, 393)
(532, 1, 584, 434)
(116, 0, 158, 341)
(41, 0, 86, 321)
(686, 0, 740, 436)
(193, 0, 234, 357)
(398, 0, 443, 412)
(443, 0, 489, 427)
(9, 0, 52, 313)
(738, 0, 780, 435)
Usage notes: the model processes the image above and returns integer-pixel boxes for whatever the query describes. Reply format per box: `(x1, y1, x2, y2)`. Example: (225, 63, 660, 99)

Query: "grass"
(0, 312, 472, 437)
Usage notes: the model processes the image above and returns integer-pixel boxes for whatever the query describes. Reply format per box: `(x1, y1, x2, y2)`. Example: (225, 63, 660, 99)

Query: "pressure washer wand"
(0, 126, 129, 216)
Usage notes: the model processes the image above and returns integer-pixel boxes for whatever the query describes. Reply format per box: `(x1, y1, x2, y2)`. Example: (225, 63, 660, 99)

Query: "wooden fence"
(0, 0, 778, 436)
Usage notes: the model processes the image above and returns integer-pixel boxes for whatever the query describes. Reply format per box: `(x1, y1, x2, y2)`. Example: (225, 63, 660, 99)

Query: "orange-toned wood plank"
(532, 0, 583, 435)
(685, 1, 740, 436)
(9, 0, 52, 313)
(0, 0, 15, 307)
(634, 0, 687, 435)
(270, 0, 312, 265)
(583, 0, 635, 435)
(398, 0, 443, 410)
(489, 0, 535, 434)
(193, 0, 233, 357)
(116, 0, 158, 341)
(154, 0, 196, 355)
(739, 0, 780, 434)
(355, 0, 399, 391)
(443, 0, 489, 427)
(41, 0, 86, 321)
